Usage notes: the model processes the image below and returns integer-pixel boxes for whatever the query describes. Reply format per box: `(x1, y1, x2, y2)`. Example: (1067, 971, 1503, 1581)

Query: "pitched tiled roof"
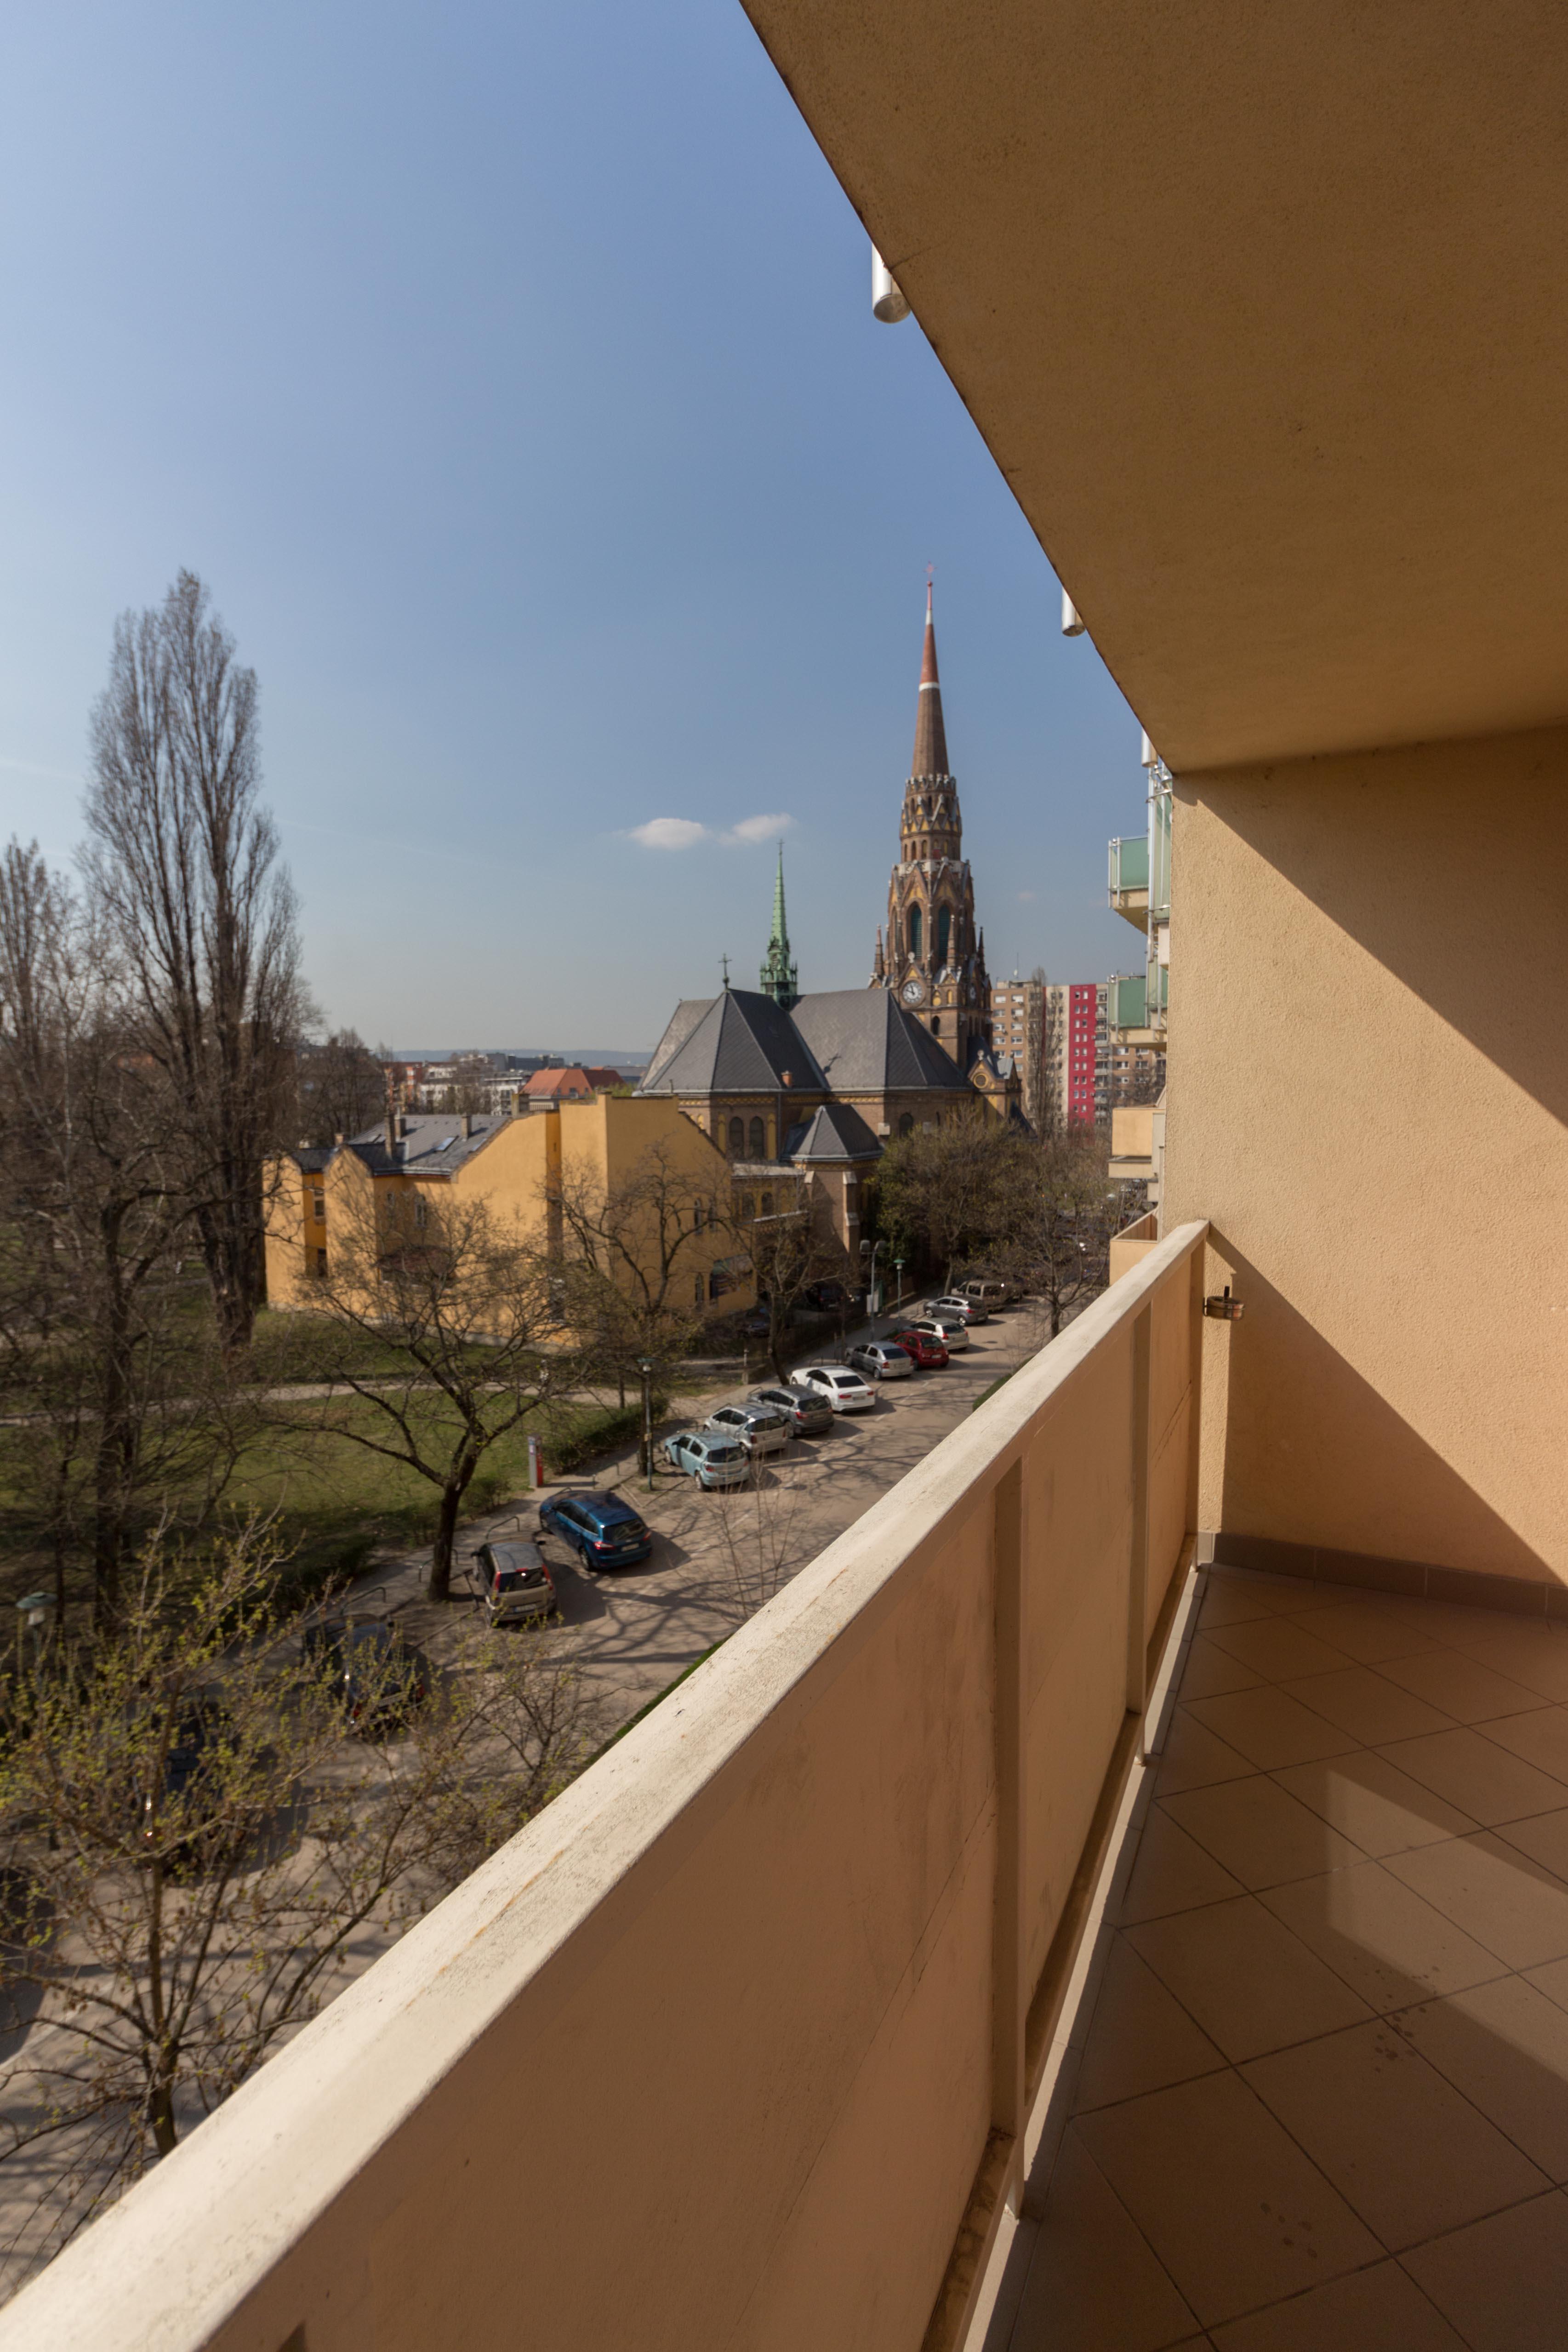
(523, 1067, 594, 1099)
(639, 990, 828, 1095)
(783, 1102, 883, 1163)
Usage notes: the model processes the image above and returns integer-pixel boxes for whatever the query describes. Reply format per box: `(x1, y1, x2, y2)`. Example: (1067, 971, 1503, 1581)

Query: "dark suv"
(538, 1490, 653, 1568)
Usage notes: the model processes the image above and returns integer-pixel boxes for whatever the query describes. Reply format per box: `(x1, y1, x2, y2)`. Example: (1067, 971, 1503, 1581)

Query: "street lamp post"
(637, 1355, 656, 1493)
(860, 1236, 884, 1322)
(893, 1258, 905, 1314)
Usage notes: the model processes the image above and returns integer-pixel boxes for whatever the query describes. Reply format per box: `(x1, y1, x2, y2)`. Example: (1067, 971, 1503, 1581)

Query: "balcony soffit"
(739, 0, 1568, 773)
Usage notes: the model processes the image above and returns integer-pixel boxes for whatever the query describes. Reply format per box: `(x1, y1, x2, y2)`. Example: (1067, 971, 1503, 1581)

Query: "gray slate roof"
(344, 1113, 507, 1177)
(783, 1102, 883, 1164)
(788, 990, 969, 1093)
(639, 990, 828, 1096)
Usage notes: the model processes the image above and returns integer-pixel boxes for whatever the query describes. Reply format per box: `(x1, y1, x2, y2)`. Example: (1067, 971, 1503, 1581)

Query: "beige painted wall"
(1166, 725, 1568, 1585)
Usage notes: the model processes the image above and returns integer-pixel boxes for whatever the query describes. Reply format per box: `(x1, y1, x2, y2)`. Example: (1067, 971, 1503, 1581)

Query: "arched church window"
(909, 905, 922, 958)
(727, 1116, 744, 1155)
(937, 907, 951, 966)
(932, 1014, 941, 1034)
(748, 1116, 765, 1158)
(898, 1113, 914, 1138)
(761, 1190, 774, 1216)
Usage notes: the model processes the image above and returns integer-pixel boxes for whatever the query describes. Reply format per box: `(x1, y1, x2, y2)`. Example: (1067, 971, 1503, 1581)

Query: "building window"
(414, 1198, 427, 1230)
(728, 1116, 744, 1155)
(932, 1014, 941, 1034)
(908, 905, 922, 959)
(748, 1116, 765, 1158)
(898, 1112, 914, 1138)
(314, 1247, 327, 1276)
(936, 906, 951, 965)
(760, 1190, 773, 1216)
(695, 1273, 704, 1308)
(694, 1199, 705, 1230)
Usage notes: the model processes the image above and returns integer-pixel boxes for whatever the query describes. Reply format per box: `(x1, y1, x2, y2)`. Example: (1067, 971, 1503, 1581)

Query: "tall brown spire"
(910, 582, 950, 779)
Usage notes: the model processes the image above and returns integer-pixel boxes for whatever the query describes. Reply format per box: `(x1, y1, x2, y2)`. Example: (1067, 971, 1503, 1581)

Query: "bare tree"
(870, 1109, 1023, 1291)
(552, 1139, 731, 1439)
(295, 1029, 386, 1148)
(743, 1189, 854, 1382)
(1001, 1129, 1122, 1337)
(0, 841, 251, 1627)
(0, 1527, 596, 2273)
(435, 1054, 497, 1116)
(83, 571, 306, 1356)
(306, 1182, 568, 1601)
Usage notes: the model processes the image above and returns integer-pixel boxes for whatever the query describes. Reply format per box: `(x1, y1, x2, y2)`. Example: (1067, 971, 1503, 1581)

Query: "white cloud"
(627, 817, 710, 851)
(623, 812, 796, 852)
(723, 812, 795, 848)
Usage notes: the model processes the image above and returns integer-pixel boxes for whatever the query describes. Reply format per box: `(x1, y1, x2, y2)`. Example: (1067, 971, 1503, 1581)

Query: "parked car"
(739, 1306, 775, 1339)
(955, 1277, 1011, 1310)
(749, 1383, 835, 1436)
(660, 1429, 751, 1489)
(889, 1327, 949, 1368)
(793, 1364, 876, 1414)
(802, 1279, 855, 1312)
(927, 1292, 990, 1325)
(845, 1340, 914, 1382)
(470, 1539, 556, 1625)
(539, 1490, 653, 1568)
(303, 1618, 432, 1733)
(904, 1313, 970, 1352)
(706, 1402, 794, 1456)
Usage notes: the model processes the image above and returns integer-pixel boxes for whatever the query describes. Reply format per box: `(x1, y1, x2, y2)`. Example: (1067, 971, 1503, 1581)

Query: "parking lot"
(424, 1293, 1062, 1729)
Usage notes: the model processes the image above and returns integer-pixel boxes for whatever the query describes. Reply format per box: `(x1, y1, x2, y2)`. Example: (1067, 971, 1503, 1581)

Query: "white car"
(793, 1365, 876, 1414)
(904, 1314, 971, 1352)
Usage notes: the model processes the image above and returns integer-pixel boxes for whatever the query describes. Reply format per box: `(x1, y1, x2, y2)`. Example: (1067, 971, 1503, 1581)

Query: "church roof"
(789, 989, 970, 1093)
(783, 1102, 883, 1164)
(639, 989, 828, 1096)
(911, 582, 951, 779)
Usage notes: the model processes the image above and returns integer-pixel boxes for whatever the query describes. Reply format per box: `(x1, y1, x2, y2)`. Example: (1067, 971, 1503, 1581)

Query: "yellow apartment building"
(264, 1093, 754, 1323)
(17, 11, 1568, 2352)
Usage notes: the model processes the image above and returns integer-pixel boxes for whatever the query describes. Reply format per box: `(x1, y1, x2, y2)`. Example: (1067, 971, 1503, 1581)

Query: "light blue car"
(660, 1429, 751, 1490)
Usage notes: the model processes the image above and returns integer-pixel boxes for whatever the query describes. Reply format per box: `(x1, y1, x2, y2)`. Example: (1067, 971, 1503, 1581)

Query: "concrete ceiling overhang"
(739, 1, 1568, 772)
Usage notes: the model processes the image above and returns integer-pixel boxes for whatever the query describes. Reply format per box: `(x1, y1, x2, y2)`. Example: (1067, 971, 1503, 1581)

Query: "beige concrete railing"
(0, 1223, 1209, 2352)
(1109, 1207, 1161, 1282)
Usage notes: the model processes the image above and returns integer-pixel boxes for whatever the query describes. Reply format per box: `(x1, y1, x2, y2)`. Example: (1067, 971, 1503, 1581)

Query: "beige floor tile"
(1243, 2018, 1548, 2249)
(1391, 1975, 1568, 2181)
(1387, 1834, 1568, 1970)
(1400, 2189, 1568, 2352)
(1523, 1955, 1568, 2012)
(1127, 1896, 1371, 2061)
(1495, 1805, 1568, 1882)
(1201, 1618, 1356, 1684)
(1011, 2127, 1198, 2352)
(1378, 1726, 1568, 1826)
(1262, 1859, 1505, 2010)
(1476, 1705, 1568, 1786)
(1281, 1599, 1442, 1666)
(1209, 2261, 1469, 2350)
(1391, 1599, 1535, 1649)
(1072, 1937, 1227, 2113)
(1178, 1634, 1268, 1701)
(1075, 2071, 1380, 2329)
(1280, 1664, 1452, 1746)
(1160, 1778, 1366, 1891)
(1184, 1688, 1358, 1772)
(1376, 1648, 1545, 1724)
(1116, 1809, 1247, 1926)
(1153, 1710, 1259, 1798)
(1272, 1751, 1478, 1858)
(1199, 1579, 1296, 1630)
(1465, 1629, 1568, 1705)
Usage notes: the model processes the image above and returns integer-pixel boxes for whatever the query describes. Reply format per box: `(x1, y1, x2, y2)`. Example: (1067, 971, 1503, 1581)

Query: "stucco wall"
(1166, 726, 1568, 1585)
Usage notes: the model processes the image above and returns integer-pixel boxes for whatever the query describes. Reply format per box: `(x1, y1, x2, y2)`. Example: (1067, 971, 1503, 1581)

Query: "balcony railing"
(2, 1224, 1210, 2352)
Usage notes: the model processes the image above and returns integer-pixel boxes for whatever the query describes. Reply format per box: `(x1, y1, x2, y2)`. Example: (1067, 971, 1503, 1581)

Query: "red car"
(891, 1327, 949, 1368)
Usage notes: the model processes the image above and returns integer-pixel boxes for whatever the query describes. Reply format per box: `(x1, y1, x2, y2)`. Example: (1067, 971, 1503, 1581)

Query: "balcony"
(1107, 834, 1150, 927)
(5, 1225, 1211, 2351)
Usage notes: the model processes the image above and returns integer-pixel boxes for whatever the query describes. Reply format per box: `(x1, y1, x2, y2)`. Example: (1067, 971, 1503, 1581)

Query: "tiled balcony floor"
(986, 1565, 1568, 2351)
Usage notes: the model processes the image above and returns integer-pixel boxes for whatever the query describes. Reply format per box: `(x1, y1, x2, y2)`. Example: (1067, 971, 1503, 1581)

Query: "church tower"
(759, 842, 799, 1010)
(872, 587, 992, 1067)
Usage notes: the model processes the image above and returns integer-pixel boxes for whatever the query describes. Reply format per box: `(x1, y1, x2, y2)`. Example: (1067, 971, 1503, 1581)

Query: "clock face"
(901, 976, 925, 1005)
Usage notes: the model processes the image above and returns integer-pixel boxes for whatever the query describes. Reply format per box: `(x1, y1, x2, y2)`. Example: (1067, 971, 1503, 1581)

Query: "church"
(638, 592, 1020, 1250)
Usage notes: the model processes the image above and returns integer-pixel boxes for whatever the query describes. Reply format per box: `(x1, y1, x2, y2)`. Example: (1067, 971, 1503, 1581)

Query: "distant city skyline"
(0, 0, 1147, 1048)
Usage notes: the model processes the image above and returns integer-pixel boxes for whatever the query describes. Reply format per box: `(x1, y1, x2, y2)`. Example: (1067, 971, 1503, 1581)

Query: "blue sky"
(0, 0, 1146, 1052)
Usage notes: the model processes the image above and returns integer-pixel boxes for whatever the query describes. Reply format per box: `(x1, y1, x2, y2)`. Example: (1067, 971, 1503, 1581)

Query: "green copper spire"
(759, 841, 799, 1010)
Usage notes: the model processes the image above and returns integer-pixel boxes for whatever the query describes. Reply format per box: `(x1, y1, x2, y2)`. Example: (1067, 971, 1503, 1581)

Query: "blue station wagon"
(538, 1490, 654, 1567)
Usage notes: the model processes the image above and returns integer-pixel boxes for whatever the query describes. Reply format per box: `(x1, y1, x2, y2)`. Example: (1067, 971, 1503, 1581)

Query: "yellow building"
(264, 1094, 753, 1322)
